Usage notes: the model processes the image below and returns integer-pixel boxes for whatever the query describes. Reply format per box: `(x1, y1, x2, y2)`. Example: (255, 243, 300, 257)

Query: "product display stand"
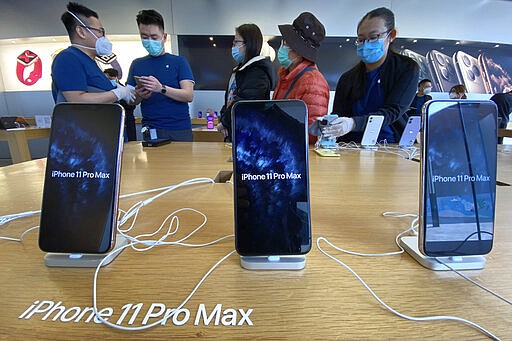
(240, 255, 306, 270)
(44, 234, 129, 268)
(399, 235, 486, 271)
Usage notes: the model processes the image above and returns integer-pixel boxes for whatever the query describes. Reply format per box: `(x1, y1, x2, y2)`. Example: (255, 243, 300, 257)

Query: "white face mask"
(68, 11, 113, 56)
(449, 92, 458, 99)
(423, 87, 432, 95)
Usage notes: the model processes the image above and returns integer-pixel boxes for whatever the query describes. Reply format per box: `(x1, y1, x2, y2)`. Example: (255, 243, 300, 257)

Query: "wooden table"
(192, 126, 225, 142)
(0, 127, 50, 164)
(0, 142, 510, 340)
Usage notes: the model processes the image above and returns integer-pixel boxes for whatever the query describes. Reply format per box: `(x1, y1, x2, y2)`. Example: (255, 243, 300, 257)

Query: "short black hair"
(358, 7, 395, 32)
(418, 79, 432, 87)
(136, 9, 165, 32)
(103, 68, 118, 78)
(61, 2, 99, 39)
(236, 24, 263, 64)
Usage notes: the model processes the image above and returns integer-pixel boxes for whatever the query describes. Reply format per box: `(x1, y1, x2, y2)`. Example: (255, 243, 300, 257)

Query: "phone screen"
(232, 100, 311, 256)
(39, 103, 125, 254)
(421, 100, 497, 256)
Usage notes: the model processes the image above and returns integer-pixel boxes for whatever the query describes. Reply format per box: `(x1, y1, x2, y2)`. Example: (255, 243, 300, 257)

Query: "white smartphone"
(361, 115, 384, 147)
(399, 116, 421, 147)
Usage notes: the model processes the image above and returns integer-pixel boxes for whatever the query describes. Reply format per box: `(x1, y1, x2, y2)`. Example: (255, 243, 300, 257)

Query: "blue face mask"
(231, 45, 245, 64)
(142, 39, 163, 57)
(278, 45, 293, 68)
(356, 38, 386, 64)
(110, 79, 117, 87)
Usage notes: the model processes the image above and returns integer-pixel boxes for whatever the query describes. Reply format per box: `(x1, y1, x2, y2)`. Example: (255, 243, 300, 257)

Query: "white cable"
(117, 178, 214, 228)
(0, 210, 41, 226)
(316, 237, 500, 340)
(90, 176, 235, 331)
(327, 212, 418, 257)
(0, 225, 39, 242)
(384, 212, 511, 307)
(92, 211, 235, 330)
(434, 258, 512, 306)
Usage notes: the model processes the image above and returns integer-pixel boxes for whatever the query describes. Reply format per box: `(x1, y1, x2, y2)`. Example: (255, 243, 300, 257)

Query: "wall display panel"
(179, 34, 512, 93)
(0, 36, 168, 92)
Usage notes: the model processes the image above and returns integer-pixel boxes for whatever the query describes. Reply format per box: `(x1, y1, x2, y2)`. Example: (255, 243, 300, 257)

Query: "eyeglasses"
(232, 39, 245, 46)
(354, 30, 391, 46)
(81, 25, 106, 37)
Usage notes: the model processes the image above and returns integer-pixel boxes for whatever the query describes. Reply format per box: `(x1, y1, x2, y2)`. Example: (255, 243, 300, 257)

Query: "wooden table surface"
(0, 142, 510, 340)
(0, 127, 50, 164)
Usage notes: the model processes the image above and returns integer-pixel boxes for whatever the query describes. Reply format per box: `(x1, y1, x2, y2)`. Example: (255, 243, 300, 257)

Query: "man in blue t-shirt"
(51, 2, 134, 104)
(127, 9, 195, 142)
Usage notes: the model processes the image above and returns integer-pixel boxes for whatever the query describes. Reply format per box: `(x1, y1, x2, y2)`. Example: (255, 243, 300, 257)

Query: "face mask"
(449, 92, 458, 99)
(231, 45, 245, 64)
(277, 45, 293, 68)
(423, 87, 432, 95)
(356, 38, 386, 64)
(142, 39, 163, 57)
(67, 11, 112, 56)
(110, 79, 117, 87)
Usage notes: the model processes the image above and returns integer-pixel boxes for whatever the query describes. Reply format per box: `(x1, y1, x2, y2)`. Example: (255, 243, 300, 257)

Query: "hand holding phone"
(134, 76, 143, 87)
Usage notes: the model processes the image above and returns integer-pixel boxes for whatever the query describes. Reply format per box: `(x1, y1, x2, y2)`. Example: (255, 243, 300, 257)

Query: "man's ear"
(388, 28, 397, 43)
(75, 25, 87, 40)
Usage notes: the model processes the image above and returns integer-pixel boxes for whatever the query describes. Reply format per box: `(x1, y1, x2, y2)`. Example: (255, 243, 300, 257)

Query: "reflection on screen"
(39, 104, 123, 253)
(233, 100, 310, 256)
(424, 101, 496, 254)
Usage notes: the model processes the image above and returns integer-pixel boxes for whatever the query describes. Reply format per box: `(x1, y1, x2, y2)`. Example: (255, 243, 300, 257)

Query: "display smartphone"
(232, 100, 311, 256)
(478, 53, 512, 94)
(420, 100, 497, 257)
(399, 116, 421, 147)
(453, 51, 487, 94)
(39, 103, 125, 254)
(427, 50, 460, 92)
(361, 115, 384, 147)
(401, 49, 437, 92)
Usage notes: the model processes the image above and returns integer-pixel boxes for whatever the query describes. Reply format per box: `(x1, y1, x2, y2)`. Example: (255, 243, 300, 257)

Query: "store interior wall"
(0, 0, 511, 160)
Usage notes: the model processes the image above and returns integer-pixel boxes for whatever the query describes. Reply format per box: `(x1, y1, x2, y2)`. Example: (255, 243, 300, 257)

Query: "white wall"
(1, 0, 511, 118)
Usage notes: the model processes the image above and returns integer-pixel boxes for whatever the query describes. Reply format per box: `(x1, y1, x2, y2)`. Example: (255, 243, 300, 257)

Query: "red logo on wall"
(16, 50, 42, 86)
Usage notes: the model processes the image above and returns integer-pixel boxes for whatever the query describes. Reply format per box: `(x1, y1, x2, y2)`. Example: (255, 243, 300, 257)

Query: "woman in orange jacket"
(272, 12, 330, 144)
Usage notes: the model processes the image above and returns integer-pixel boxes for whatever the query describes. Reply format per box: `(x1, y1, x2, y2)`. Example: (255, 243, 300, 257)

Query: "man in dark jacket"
(323, 7, 419, 143)
(408, 79, 433, 117)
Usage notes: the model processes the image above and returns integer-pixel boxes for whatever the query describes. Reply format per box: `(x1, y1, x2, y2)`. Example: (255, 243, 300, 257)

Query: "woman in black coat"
(217, 24, 275, 142)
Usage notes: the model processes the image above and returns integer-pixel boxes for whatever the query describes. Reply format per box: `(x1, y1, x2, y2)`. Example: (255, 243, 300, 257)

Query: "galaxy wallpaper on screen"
(233, 101, 311, 256)
(39, 105, 122, 253)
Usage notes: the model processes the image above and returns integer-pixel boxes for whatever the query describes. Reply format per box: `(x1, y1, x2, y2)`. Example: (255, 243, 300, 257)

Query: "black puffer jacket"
(219, 56, 275, 141)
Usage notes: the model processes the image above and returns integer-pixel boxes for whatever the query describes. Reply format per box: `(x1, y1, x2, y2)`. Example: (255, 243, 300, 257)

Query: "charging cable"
(316, 236, 500, 340)
(91, 177, 235, 330)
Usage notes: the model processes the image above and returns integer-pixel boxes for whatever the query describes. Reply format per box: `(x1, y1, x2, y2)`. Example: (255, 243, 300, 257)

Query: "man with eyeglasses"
(51, 2, 134, 104)
(323, 7, 419, 144)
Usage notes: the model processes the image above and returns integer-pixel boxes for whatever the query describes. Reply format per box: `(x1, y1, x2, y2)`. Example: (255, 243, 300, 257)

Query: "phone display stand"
(44, 234, 129, 268)
(240, 255, 306, 270)
(399, 235, 486, 271)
